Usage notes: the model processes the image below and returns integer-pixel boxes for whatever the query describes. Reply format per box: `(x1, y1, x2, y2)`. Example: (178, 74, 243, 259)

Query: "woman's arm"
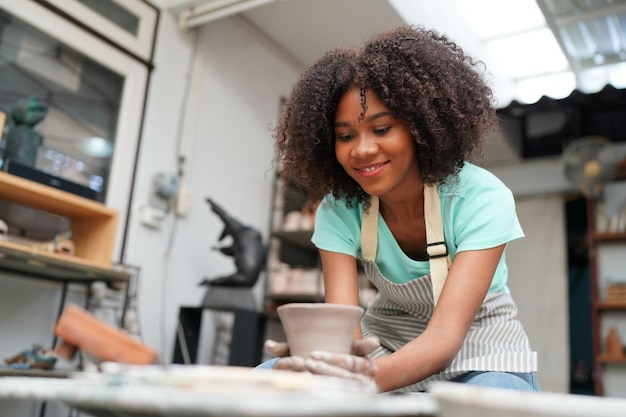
(319, 249, 362, 338)
(374, 244, 506, 392)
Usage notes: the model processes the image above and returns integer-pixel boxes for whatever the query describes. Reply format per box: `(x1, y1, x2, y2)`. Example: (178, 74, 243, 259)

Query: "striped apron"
(359, 187, 537, 393)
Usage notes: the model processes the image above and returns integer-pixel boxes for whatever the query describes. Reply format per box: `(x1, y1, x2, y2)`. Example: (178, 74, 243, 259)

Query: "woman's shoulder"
(442, 162, 511, 195)
(319, 194, 362, 212)
(316, 194, 363, 224)
(312, 194, 363, 254)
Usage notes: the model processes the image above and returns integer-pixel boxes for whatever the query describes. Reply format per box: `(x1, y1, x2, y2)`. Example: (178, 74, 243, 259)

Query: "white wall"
(506, 194, 569, 393)
(124, 11, 300, 362)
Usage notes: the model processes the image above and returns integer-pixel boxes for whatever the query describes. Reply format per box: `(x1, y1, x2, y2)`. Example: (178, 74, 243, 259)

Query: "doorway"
(566, 194, 594, 395)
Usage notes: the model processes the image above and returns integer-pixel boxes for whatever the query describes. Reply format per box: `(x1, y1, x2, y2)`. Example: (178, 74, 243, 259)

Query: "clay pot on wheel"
(277, 303, 364, 358)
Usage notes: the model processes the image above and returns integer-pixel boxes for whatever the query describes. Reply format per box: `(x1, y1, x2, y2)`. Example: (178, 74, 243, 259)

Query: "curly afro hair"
(273, 25, 499, 206)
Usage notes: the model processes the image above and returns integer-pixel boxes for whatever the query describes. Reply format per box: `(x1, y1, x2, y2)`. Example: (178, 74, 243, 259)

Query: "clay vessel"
(277, 303, 364, 358)
(605, 327, 624, 358)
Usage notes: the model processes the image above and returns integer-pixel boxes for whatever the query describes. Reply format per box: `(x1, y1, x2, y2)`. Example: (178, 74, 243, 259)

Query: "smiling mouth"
(356, 162, 387, 176)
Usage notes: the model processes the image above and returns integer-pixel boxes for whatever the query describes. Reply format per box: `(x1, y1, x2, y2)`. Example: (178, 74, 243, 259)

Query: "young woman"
(263, 25, 539, 394)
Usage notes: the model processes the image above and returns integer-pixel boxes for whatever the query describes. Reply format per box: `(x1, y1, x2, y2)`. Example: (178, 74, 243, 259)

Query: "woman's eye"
(336, 133, 354, 142)
(374, 126, 391, 135)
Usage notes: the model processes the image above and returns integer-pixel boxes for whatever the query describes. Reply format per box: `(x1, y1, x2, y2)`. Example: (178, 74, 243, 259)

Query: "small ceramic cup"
(276, 303, 364, 358)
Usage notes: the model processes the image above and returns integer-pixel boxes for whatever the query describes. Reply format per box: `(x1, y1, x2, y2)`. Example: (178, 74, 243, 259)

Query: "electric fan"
(562, 136, 624, 199)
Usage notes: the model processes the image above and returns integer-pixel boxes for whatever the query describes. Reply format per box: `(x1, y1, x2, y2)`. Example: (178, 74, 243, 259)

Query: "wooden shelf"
(271, 229, 315, 251)
(0, 171, 113, 218)
(265, 293, 324, 303)
(598, 354, 626, 364)
(0, 241, 129, 283)
(591, 231, 626, 242)
(265, 295, 325, 316)
(0, 366, 70, 379)
(595, 301, 626, 310)
(0, 171, 118, 267)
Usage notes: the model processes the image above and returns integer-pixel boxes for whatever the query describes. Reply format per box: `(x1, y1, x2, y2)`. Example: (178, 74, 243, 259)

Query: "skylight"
(388, 0, 626, 106)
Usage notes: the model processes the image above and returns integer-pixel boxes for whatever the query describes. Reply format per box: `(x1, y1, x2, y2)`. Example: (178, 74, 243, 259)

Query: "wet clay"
(277, 303, 364, 358)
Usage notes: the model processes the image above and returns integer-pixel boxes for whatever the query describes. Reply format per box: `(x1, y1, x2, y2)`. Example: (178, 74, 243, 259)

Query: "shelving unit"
(264, 171, 324, 312)
(263, 171, 378, 315)
(271, 230, 316, 251)
(587, 181, 626, 396)
(0, 171, 130, 349)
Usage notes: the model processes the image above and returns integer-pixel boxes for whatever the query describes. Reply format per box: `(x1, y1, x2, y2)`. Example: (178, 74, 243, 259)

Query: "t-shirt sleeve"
(311, 196, 361, 258)
(451, 173, 525, 253)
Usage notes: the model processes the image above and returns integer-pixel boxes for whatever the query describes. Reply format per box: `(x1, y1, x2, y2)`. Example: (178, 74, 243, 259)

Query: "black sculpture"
(200, 198, 267, 287)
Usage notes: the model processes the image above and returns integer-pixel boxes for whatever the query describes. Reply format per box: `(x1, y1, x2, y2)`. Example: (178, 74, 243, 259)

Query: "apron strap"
(424, 184, 451, 306)
(360, 186, 450, 306)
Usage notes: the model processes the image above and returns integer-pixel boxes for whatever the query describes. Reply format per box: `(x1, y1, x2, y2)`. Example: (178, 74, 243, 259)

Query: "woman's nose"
(352, 135, 378, 158)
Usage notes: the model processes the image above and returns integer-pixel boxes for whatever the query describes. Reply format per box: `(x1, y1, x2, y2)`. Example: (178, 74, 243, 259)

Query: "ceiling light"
(454, 0, 546, 39)
(514, 71, 576, 103)
(486, 28, 569, 78)
(606, 61, 626, 88)
(80, 137, 113, 158)
(593, 53, 606, 65)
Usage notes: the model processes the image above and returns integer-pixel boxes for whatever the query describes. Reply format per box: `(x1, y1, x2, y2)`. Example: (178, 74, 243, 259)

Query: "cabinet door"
(0, 1, 150, 261)
(36, 0, 158, 63)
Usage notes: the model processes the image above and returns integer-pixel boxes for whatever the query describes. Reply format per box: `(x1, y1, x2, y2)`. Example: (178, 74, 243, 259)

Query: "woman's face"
(334, 88, 420, 198)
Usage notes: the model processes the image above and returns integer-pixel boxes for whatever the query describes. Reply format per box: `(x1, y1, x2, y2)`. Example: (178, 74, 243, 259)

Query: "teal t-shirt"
(311, 163, 524, 293)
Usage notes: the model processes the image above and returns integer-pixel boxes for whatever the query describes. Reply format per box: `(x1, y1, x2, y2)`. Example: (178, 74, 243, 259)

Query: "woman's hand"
(264, 337, 380, 385)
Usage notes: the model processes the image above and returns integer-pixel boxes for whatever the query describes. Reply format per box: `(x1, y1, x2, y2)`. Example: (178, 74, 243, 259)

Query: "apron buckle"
(426, 241, 448, 259)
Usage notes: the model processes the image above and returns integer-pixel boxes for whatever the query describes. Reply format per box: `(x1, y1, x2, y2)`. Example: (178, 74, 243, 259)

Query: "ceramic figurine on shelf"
(605, 327, 624, 358)
(3, 96, 48, 168)
(199, 198, 267, 287)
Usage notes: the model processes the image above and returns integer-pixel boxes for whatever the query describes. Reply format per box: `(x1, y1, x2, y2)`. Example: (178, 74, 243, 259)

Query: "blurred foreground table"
(430, 381, 626, 417)
(4, 365, 626, 417)
(0, 365, 437, 417)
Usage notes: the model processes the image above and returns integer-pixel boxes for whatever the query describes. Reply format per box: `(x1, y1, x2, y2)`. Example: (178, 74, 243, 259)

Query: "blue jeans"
(450, 371, 541, 392)
(256, 359, 540, 392)
(255, 358, 278, 370)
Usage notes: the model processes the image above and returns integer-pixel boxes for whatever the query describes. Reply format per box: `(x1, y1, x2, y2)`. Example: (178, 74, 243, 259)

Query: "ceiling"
(238, 0, 404, 69)
(235, 0, 626, 107)
(540, 0, 626, 72)
(166, 0, 626, 106)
